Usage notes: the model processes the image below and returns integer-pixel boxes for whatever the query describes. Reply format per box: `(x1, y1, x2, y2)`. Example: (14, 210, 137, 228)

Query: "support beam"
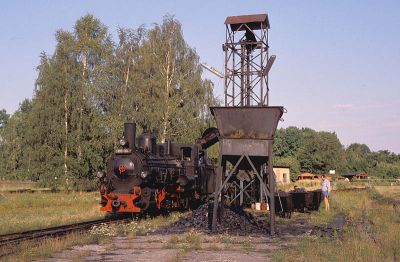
(229, 180, 255, 205)
(211, 166, 222, 232)
(243, 154, 274, 235)
(244, 155, 271, 197)
(259, 167, 263, 202)
(239, 180, 244, 205)
(268, 143, 275, 235)
(213, 155, 245, 198)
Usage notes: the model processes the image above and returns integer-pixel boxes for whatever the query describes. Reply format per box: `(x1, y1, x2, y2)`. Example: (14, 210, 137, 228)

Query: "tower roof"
(225, 14, 270, 31)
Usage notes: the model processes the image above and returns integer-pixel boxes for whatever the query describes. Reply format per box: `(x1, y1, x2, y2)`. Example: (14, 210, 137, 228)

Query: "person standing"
(321, 175, 331, 210)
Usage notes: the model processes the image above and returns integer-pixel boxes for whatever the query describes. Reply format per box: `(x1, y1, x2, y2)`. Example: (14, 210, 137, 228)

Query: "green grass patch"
(0, 191, 105, 234)
(273, 186, 400, 261)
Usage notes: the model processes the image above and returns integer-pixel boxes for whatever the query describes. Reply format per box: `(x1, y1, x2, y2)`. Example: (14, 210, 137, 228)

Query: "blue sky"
(0, 0, 399, 152)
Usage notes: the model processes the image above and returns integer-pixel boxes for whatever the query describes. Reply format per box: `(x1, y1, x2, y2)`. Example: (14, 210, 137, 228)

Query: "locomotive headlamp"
(140, 171, 148, 179)
(119, 138, 128, 147)
(96, 171, 105, 179)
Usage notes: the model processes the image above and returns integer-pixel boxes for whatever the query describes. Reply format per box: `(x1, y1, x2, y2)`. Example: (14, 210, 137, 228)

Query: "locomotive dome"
(137, 131, 157, 154)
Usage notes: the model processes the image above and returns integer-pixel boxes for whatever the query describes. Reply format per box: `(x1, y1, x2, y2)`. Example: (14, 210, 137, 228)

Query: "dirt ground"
(37, 213, 315, 262)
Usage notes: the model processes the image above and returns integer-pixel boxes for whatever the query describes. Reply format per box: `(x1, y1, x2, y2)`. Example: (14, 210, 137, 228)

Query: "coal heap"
(159, 204, 270, 235)
(311, 212, 348, 238)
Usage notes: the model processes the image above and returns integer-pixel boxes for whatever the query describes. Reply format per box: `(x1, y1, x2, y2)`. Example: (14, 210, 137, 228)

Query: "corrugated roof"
(225, 14, 270, 31)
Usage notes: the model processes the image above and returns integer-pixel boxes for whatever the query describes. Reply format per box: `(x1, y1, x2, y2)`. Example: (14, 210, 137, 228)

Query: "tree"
(0, 14, 219, 186)
(0, 109, 9, 176)
(347, 143, 371, 156)
(0, 109, 9, 129)
(31, 14, 113, 187)
(297, 129, 346, 174)
(134, 15, 217, 143)
(344, 143, 370, 172)
(274, 126, 303, 157)
(0, 101, 33, 180)
(95, 26, 147, 148)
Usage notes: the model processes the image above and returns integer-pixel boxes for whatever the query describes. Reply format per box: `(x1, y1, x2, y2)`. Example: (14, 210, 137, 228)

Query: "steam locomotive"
(97, 123, 215, 213)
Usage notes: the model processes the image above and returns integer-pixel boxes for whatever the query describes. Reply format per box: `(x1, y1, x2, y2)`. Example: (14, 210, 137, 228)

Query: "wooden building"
(297, 172, 321, 181)
(342, 171, 368, 181)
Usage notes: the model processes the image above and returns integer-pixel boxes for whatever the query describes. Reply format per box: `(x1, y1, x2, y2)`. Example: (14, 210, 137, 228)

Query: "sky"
(0, 0, 399, 153)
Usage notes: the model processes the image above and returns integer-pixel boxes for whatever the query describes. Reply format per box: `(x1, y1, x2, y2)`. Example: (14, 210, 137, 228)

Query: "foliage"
(299, 129, 346, 173)
(133, 15, 217, 143)
(345, 144, 400, 179)
(0, 15, 217, 186)
(0, 15, 398, 185)
(274, 127, 347, 179)
(274, 126, 303, 157)
(274, 127, 400, 180)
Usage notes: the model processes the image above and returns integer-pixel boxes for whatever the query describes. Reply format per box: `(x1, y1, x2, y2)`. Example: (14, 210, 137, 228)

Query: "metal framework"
(211, 14, 283, 236)
(223, 14, 273, 106)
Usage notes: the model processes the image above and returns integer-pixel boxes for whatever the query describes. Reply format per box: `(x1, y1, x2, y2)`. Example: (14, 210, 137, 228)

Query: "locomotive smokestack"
(124, 123, 136, 149)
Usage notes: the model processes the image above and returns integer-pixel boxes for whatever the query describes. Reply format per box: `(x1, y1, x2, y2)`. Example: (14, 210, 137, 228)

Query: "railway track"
(0, 217, 131, 258)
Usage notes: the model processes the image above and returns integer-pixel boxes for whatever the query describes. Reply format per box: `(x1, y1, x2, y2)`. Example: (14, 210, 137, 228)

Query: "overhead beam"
(262, 55, 276, 76)
(201, 63, 224, 78)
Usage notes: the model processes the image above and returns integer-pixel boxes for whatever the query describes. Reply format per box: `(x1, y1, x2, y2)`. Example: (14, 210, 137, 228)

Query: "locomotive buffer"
(210, 14, 284, 235)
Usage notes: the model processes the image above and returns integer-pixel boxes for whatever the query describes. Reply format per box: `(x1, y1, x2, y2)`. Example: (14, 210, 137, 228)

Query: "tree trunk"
(160, 51, 174, 143)
(64, 93, 68, 179)
(119, 45, 133, 117)
(77, 53, 87, 161)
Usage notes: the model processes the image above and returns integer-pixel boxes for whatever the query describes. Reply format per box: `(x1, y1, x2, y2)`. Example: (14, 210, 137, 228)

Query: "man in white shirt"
(321, 175, 331, 210)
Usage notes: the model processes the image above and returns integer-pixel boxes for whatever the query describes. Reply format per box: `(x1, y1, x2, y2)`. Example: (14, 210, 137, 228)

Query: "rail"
(0, 217, 131, 258)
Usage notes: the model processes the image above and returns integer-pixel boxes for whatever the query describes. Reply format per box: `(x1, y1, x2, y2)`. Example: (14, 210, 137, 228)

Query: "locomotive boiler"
(97, 123, 215, 213)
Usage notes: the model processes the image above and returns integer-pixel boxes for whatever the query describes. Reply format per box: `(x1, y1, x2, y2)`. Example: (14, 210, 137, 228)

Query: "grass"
(4, 211, 185, 261)
(2, 232, 101, 262)
(0, 191, 105, 234)
(0, 180, 37, 191)
(165, 230, 202, 261)
(88, 212, 185, 238)
(241, 239, 254, 252)
(273, 186, 400, 261)
(276, 180, 373, 192)
(165, 230, 201, 250)
(374, 185, 400, 199)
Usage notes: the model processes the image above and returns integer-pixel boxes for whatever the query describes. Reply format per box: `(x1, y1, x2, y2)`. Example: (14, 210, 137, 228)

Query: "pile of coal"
(290, 187, 307, 193)
(311, 212, 347, 238)
(159, 203, 270, 235)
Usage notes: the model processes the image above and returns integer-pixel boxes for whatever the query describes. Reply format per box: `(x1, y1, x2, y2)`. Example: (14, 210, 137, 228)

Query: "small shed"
(297, 173, 320, 181)
(342, 171, 368, 181)
(273, 166, 291, 184)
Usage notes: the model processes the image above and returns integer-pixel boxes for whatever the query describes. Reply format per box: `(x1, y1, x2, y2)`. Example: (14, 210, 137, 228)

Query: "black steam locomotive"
(97, 123, 215, 213)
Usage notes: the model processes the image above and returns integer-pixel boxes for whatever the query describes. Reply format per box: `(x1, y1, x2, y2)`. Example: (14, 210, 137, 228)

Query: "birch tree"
(135, 15, 217, 143)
